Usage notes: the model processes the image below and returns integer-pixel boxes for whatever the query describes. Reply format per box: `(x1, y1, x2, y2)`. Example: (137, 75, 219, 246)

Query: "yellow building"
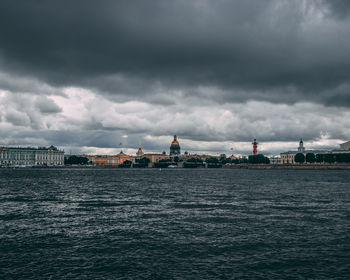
(280, 139, 328, 164)
(280, 152, 297, 164)
(86, 151, 135, 166)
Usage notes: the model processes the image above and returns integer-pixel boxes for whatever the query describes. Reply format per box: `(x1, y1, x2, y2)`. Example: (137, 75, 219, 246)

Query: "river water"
(1, 168, 349, 279)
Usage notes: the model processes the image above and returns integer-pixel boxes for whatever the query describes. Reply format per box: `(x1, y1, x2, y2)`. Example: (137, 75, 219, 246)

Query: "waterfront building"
(144, 153, 169, 163)
(332, 141, 350, 154)
(115, 151, 134, 165)
(86, 155, 107, 166)
(185, 154, 212, 161)
(269, 156, 281, 164)
(170, 135, 181, 156)
(339, 141, 350, 151)
(280, 152, 297, 164)
(280, 139, 326, 164)
(86, 151, 135, 166)
(0, 145, 64, 166)
(280, 139, 305, 164)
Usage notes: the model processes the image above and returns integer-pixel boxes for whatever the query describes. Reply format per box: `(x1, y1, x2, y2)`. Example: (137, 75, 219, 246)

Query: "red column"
(252, 139, 258, 155)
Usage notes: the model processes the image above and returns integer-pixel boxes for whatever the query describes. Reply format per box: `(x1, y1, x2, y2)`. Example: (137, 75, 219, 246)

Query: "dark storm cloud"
(323, 0, 350, 18)
(4, 111, 30, 127)
(0, 128, 169, 153)
(1, 0, 350, 106)
(35, 96, 62, 114)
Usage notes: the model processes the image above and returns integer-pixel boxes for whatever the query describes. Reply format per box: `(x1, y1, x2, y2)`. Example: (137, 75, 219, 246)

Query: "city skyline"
(0, 1, 350, 155)
(0, 135, 345, 157)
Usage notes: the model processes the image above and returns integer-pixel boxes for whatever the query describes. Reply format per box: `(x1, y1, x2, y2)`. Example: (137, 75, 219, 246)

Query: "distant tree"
(136, 157, 150, 164)
(174, 156, 179, 163)
(335, 153, 350, 163)
(323, 154, 335, 164)
(205, 157, 219, 164)
(316, 154, 324, 163)
(184, 157, 204, 168)
(345, 154, 350, 163)
(141, 157, 150, 164)
(257, 154, 265, 163)
(248, 155, 256, 164)
(186, 158, 203, 163)
(294, 153, 305, 164)
(205, 157, 221, 168)
(219, 154, 227, 163)
(134, 157, 150, 168)
(344, 153, 350, 163)
(119, 160, 132, 168)
(65, 155, 89, 165)
(306, 153, 315, 163)
(154, 158, 173, 168)
(249, 154, 268, 164)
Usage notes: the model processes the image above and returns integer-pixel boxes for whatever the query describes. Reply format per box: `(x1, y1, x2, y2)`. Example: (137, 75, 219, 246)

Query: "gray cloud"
(0, 0, 350, 106)
(35, 96, 62, 114)
(323, 0, 350, 19)
(0, 1, 350, 154)
(4, 110, 31, 127)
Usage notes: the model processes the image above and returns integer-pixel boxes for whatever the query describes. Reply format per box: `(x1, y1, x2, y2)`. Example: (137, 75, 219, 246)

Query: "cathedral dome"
(170, 135, 181, 155)
(171, 139, 179, 146)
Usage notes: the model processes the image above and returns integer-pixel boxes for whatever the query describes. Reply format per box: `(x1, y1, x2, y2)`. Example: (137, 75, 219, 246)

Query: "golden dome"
(170, 135, 181, 155)
(170, 135, 180, 147)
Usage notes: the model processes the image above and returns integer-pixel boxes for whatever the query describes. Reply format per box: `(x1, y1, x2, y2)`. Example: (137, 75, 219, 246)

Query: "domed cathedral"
(136, 141, 144, 157)
(170, 135, 181, 156)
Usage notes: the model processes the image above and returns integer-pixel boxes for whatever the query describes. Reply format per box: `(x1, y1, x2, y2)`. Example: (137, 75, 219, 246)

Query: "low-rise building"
(340, 141, 350, 151)
(280, 139, 328, 164)
(269, 156, 281, 164)
(184, 154, 212, 161)
(0, 145, 64, 166)
(85, 151, 135, 166)
(332, 141, 350, 154)
(144, 153, 169, 163)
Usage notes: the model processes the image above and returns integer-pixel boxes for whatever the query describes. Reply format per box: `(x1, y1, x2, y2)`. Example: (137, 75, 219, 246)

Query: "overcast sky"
(1, 0, 350, 156)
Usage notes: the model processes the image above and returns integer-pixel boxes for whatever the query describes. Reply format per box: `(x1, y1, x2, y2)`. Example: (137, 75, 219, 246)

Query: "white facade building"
(339, 141, 350, 151)
(0, 145, 64, 166)
(280, 139, 327, 164)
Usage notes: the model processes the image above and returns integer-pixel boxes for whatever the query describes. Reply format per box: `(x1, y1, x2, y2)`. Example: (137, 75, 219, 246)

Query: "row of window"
(0, 153, 63, 159)
(0, 161, 63, 165)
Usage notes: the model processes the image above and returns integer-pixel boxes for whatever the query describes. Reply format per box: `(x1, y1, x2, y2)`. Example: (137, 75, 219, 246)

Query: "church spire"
(136, 140, 144, 157)
(298, 138, 305, 153)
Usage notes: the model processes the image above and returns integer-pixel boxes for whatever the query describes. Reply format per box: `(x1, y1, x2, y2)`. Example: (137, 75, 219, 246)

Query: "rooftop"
(0, 145, 62, 151)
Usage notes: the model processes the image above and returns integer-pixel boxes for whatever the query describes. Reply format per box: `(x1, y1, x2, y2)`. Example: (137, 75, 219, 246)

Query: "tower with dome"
(170, 135, 181, 156)
(136, 141, 144, 158)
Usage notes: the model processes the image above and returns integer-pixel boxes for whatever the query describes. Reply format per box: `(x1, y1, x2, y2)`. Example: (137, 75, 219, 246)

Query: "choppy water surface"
(1, 169, 349, 279)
